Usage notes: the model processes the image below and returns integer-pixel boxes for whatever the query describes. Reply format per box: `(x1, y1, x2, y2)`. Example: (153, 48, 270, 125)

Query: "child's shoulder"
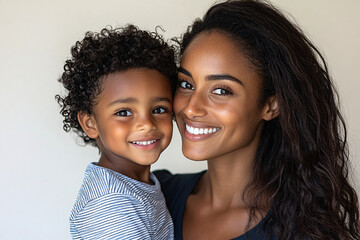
(77, 163, 162, 201)
(70, 163, 145, 215)
(70, 163, 163, 218)
(81, 163, 139, 197)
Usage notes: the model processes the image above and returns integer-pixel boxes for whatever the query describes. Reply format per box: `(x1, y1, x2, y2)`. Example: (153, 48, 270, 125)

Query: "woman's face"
(174, 31, 271, 161)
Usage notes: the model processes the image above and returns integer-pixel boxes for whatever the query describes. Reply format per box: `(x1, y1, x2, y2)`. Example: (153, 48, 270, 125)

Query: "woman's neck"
(183, 148, 271, 239)
(198, 150, 256, 210)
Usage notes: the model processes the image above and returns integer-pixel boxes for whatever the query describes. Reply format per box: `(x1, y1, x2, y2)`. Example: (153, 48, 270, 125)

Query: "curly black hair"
(56, 25, 177, 147)
(179, 0, 359, 239)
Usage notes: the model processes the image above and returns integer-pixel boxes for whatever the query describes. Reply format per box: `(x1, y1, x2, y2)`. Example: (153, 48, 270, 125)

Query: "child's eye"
(152, 107, 168, 114)
(178, 80, 194, 90)
(115, 109, 133, 117)
(212, 87, 233, 96)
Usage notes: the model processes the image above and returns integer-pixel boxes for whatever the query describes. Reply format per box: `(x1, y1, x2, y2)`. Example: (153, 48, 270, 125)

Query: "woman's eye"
(212, 88, 233, 96)
(178, 81, 194, 90)
(115, 110, 133, 117)
(153, 107, 168, 114)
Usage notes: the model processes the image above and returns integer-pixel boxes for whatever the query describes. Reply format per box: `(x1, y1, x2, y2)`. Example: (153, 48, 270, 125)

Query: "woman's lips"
(185, 124, 220, 135)
(183, 123, 220, 141)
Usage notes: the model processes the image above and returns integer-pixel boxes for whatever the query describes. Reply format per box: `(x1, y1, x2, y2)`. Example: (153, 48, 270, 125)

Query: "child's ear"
(77, 112, 98, 139)
(262, 96, 279, 121)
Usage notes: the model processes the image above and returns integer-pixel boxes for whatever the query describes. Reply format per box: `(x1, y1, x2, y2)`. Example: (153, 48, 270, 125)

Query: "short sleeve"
(71, 193, 151, 240)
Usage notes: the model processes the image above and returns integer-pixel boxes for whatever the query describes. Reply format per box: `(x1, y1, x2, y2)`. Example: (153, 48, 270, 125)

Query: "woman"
(155, 0, 360, 239)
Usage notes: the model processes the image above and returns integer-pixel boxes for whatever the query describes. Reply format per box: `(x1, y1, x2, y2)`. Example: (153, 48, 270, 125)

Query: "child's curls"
(56, 25, 177, 147)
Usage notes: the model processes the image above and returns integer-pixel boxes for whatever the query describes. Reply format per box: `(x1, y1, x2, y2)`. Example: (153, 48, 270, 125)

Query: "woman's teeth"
(186, 124, 219, 135)
(131, 140, 156, 145)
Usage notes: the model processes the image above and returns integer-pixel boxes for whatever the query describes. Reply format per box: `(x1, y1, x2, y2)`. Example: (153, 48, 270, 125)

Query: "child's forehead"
(97, 68, 172, 103)
(102, 68, 167, 87)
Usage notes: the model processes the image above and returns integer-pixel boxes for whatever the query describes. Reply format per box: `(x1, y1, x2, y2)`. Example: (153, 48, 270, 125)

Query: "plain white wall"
(0, 0, 359, 239)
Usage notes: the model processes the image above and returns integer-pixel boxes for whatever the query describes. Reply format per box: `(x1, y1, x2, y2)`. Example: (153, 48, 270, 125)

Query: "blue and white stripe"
(70, 163, 174, 239)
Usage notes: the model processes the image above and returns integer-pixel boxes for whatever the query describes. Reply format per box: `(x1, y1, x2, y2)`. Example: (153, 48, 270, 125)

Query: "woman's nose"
(183, 91, 207, 119)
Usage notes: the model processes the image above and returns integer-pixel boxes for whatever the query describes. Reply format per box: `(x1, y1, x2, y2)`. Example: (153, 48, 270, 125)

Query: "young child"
(56, 25, 176, 239)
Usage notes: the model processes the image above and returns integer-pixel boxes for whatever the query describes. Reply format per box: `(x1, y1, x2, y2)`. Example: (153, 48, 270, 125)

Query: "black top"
(154, 170, 276, 240)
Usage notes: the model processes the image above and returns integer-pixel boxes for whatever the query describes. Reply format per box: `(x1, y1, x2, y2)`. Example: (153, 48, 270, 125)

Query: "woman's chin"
(182, 147, 210, 161)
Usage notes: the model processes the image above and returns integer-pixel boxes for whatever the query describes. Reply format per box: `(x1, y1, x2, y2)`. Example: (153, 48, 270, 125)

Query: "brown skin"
(174, 31, 278, 239)
(78, 68, 173, 183)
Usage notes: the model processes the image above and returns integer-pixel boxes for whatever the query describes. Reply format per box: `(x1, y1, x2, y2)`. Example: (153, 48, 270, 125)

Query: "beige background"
(0, 0, 359, 239)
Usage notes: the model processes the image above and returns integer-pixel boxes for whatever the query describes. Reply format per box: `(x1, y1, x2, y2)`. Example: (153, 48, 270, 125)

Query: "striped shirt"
(70, 163, 174, 239)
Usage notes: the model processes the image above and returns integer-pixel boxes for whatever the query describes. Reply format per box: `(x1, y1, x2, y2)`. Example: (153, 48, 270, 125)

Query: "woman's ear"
(77, 112, 98, 139)
(262, 96, 279, 121)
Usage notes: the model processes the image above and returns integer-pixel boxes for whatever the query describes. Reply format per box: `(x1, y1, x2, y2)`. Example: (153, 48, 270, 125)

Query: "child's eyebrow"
(152, 97, 172, 103)
(108, 97, 136, 106)
(108, 97, 171, 107)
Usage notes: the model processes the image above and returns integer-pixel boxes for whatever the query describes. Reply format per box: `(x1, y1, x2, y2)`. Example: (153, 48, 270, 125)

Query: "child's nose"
(136, 113, 157, 131)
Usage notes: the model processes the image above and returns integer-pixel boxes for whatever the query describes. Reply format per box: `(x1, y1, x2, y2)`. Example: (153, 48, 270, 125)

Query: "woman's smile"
(174, 31, 268, 161)
(185, 124, 220, 135)
(183, 120, 221, 141)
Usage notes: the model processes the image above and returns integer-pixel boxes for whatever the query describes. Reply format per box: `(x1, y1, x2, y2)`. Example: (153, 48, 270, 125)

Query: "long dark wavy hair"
(179, 0, 360, 239)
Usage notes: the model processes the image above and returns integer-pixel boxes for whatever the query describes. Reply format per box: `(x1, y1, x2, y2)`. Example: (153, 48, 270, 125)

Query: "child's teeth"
(185, 124, 219, 135)
(133, 140, 156, 145)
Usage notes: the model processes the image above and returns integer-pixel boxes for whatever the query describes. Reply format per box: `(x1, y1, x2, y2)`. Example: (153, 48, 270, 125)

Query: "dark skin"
(183, 173, 257, 239)
(78, 68, 173, 184)
(174, 31, 278, 239)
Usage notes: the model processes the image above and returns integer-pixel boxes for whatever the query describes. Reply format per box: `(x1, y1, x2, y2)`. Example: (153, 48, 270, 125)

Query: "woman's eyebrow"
(178, 67, 192, 78)
(178, 67, 243, 85)
(205, 74, 243, 85)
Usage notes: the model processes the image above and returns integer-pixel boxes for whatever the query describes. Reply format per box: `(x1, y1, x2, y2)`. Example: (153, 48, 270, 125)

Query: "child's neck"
(97, 157, 152, 184)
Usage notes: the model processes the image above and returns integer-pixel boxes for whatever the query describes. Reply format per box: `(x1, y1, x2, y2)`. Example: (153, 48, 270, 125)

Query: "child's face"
(85, 68, 173, 175)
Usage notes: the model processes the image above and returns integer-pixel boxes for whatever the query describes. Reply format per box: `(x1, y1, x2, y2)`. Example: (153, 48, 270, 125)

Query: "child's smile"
(81, 68, 173, 181)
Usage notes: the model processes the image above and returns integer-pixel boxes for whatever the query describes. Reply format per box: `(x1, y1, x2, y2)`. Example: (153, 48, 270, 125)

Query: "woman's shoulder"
(153, 170, 206, 207)
(154, 169, 205, 183)
(153, 170, 205, 191)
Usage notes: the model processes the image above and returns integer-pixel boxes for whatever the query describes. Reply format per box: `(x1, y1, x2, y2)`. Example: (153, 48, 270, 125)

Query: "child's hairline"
(58, 24, 178, 148)
(79, 66, 175, 116)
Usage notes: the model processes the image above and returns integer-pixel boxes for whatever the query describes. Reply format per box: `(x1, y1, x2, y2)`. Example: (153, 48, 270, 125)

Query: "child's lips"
(129, 138, 161, 150)
(129, 139, 158, 146)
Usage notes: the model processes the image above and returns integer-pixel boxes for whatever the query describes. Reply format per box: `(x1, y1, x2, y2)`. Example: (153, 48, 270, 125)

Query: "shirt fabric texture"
(154, 169, 276, 240)
(70, 163, 174, 240)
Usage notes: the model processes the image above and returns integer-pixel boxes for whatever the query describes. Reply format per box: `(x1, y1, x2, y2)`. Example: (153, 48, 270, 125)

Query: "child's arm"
(71, 194, 152, 239)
